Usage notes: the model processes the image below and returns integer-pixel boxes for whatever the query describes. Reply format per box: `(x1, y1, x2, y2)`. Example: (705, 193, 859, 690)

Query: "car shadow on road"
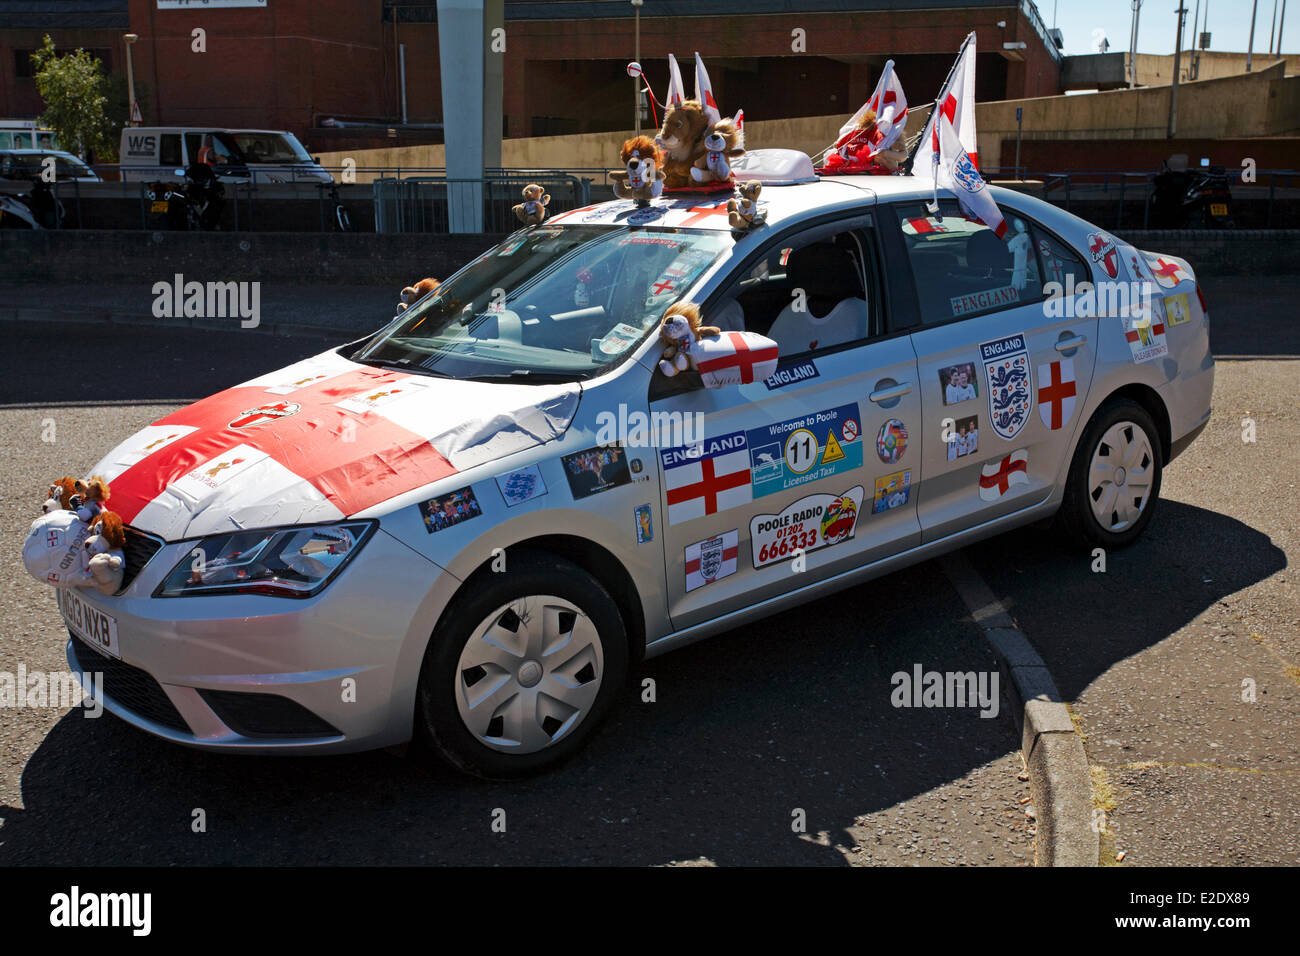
(961, 499, 1287, 701)
(0, 561, 1028, 867)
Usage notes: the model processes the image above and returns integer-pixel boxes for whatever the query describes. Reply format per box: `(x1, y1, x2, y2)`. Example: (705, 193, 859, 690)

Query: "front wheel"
(416, 552, 629, 778)
(1056, 397, 1163, 550)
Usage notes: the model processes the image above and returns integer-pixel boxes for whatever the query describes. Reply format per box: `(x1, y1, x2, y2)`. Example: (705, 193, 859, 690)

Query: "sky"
(1037, 0, 1293, 57)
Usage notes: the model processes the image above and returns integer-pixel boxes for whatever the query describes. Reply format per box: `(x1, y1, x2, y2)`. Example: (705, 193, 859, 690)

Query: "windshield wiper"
(463, 369, 577, 383)
(352, 356, 452, 377)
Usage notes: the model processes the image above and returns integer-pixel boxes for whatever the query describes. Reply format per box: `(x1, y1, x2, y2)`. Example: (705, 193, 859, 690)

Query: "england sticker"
(979, 334, 1032, 440)
(229, 401, 300, 429)
(496, 465, 547, 507)
(1086, 232, 1119, 279)
(979, 449, 1029, 501)
(746, 402, 863, 498)
(750, 486, 863, 569)
(660, 431, 752, 525)
(763, 358, 820, 391)
(1124, 314, 1168, 364)
(685, 529, 739, 592)
(169, 445, 268, 505)
(1036, 359, 1077, 430)
(1146, 254, 1190, 289)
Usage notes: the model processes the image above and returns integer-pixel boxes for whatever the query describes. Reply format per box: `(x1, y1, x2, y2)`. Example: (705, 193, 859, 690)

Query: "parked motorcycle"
(146, 163, 225, 230)
(318, 180, 354, 232)
(1149, 154, 1234, 229)
(0, 179, 65, 229)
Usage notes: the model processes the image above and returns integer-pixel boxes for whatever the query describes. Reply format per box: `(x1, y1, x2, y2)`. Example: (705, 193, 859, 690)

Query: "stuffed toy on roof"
(817, 59, 909, 176)
(653, 53, 743, 192)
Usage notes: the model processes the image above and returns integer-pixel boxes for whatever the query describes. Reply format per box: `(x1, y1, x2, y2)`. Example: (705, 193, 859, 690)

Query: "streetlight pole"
(632, 0, 643, 135)
(1169, 5, 1186, 138)
(123, 33, 138, 125)
(1247, 0, 1258, 70)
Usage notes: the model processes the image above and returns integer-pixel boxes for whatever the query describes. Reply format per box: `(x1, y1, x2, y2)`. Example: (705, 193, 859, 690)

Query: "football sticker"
(1164, 292, 1192, 326)
(939, 362, 979, 405)
(563, 444, 633, 500)
(496, 465, 547, 507)
(1036, 359, 1077, 430)
(946, 415, 979, 461)
(635, 504, 654, 544)
(419, 486, 482, 533)
(979, 334, 1032, 440)
(750, 487, 864, 569)
(685, 530, 739, 592)
(978, 450, 1029, 501)
(872, 470, 911, 514)
(876, 419, 908, 464)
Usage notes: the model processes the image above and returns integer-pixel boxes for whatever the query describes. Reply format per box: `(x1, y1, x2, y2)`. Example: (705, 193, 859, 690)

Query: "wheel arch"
(1098, 382, 1172, 463)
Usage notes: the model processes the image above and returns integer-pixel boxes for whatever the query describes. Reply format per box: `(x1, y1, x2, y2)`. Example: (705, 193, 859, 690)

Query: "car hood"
(89, 348, 580, 541)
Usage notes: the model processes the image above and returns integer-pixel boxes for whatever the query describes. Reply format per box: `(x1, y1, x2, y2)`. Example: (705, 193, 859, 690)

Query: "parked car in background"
(119, 127, 333, 184)
(0, 148, 102, 183)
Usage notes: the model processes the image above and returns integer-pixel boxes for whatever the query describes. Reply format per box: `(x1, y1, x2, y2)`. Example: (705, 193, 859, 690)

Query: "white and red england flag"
(663, 439, 752, 525)
(912, 32, 978, 178)
(694, 331, 779, 388)
(665, 53, 687, 109)
(937, 114, 1007, 237)
(835, 59, 908, 156)
(694, 52, 722, 125)
(978, 449, 1029, 501)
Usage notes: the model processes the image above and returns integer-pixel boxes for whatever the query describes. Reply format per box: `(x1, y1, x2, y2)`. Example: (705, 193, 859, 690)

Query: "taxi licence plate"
(57, 588, 120, 659)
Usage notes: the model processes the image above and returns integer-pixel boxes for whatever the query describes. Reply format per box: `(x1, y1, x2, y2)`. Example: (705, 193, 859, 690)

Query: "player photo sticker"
(635, 504, 654, 544)
(685, 530, 739, 592)
(938, 362, 979, 405)
(562, 444, 632, 500)
(872, 470, 911, 514)
(876, 419, 908, 464)
(419, 486, 482, 534)
(750, 486, 864, 569)
(496, 465, 547, 507)
(946, 415, 979, 461)
(1163, 292, 1192, 326)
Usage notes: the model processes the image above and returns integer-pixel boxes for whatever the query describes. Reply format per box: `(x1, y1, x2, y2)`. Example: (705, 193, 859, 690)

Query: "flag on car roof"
(835, 59, 908, 157)
(695, 52, 721, 125)
(665, 53, 686, 109)
(936, 114, 1006, 237)
(912, 32, 979, 177)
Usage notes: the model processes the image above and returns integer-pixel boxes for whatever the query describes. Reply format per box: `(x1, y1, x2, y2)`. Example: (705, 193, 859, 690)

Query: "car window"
(897, 202, 1042, 325)
(709, 226, 873, 359)
(1031, 226, 1088, 294)
(160, 134, 181, 167)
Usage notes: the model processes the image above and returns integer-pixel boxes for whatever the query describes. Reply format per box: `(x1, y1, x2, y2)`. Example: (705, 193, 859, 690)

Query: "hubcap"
(454, 595, 604, 755)
(1087, 420, 1154, 532)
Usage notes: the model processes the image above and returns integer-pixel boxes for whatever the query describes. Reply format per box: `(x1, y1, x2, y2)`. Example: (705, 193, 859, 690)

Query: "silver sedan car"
(61, 154, 1213, 777)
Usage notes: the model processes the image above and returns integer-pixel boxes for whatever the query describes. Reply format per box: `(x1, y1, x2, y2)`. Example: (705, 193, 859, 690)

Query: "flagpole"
(904, 31, 974, 175)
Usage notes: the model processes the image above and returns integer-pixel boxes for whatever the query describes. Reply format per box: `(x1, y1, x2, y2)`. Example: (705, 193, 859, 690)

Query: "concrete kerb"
(3, 305, 351, 340)
(939, 551, 1099, 867)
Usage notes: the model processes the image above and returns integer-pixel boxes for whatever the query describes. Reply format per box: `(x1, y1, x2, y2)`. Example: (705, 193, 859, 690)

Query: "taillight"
(1196, 284, 1208, 322)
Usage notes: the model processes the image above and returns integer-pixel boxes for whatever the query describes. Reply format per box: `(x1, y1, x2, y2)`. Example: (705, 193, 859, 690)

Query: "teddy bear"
(610, 135, 665, 206)
(398, 277, 440, 314)
(656, 99, 710, 190)
(657, 301, 721, 377)
(727, 180, 765, 231)
(43, 476, 79, 514)
(513, 184, 550, 225)
(821, 109, 908, 175)
(71, 475, 110, 524)
(690, 114, 744, 185)
(78, 510, 126, 595)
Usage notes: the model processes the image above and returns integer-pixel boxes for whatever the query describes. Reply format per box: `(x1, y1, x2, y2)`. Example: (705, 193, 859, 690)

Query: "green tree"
(30, 34, 113, 159)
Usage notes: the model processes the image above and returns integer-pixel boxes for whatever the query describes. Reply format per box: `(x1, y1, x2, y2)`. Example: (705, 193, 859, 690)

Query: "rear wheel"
(416, 552, 628, 778)
(1057, 397, 1163, 550)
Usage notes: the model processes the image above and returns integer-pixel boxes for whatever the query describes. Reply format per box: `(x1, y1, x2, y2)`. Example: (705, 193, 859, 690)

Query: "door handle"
(1055, 334, 1088, 352)
(869, 382, 913, 404)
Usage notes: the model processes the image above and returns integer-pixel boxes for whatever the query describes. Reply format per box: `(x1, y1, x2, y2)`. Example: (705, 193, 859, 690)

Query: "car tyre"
(416, 551, 629, 779)
(1057, 397, 1163, 551)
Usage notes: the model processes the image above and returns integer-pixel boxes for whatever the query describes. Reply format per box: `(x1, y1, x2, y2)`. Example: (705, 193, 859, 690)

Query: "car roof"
(0, 148, 81, 159)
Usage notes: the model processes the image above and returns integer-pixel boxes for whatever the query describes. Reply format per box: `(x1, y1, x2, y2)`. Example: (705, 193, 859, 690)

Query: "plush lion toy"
(610, 135, 665, 206)
(691, 115, 744, 185)
(513, 184, 550, 225)
(43, 477, 79, 514)
(656, 100, 710, 189)
(79, 510, 126, 595)
(72, 475, 110, 523)
(398, 277, 440, 314)
(727, 181, 765, 230)
(657, 302, 721, 377)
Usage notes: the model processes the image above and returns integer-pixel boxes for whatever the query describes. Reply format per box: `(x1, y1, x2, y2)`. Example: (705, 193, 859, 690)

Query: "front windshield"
(231, 132, 313, 164)
(347, 225, 729, 382)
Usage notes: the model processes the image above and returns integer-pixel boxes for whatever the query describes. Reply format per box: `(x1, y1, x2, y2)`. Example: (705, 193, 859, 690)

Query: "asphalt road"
(0, 321, 1033, 867)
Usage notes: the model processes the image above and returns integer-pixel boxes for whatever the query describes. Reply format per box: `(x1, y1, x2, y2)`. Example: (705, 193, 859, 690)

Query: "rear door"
(650, 213, 924, 630)
(888, 200, 1099, 541)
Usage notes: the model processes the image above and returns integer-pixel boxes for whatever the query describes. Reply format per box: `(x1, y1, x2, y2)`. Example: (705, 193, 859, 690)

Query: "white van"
(119, 127, 333, 183)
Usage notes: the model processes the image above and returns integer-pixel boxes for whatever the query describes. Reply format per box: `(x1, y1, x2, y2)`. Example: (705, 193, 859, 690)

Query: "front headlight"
(155, 520, 376, 599)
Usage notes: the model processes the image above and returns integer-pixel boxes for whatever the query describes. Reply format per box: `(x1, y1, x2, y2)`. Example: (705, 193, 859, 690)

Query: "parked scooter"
(1149, 154, 1234, 229)
(0, 179, 65, 229)
(146, 163, 225, 230)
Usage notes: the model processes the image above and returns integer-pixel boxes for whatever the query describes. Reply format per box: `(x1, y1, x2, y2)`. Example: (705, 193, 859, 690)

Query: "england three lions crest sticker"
(979, 334, 1032, 441)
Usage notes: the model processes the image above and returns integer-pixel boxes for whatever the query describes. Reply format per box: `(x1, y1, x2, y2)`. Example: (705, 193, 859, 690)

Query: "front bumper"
(66, 528, 450, 754)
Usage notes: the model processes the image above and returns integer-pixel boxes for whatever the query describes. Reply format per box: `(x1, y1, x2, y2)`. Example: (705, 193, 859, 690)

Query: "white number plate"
(57, 589, 120, 659)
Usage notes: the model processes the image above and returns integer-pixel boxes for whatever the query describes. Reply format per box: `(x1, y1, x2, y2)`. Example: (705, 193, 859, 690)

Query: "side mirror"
(693, 331, 780, 389)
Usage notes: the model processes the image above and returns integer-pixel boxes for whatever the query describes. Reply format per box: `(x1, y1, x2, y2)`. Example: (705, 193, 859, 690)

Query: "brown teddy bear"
(43, 477, 79, 514)
(610, 135, 665, 205)
(513, 184, 550, 225)
(72, 475, 110, 523)
(79, 510, 126, 595)
(657, 301, 721, 377)
(656, 100, 710, 190)
(727, 181, 765, 231)
(691, 113, 744, 185)
(398, 277, 440, 314)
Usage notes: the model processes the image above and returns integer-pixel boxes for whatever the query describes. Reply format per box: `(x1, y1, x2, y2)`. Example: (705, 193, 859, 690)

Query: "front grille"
(70, 634, 190, 733)
(121, 525, 164, 592)
(198, 688, 341, 739)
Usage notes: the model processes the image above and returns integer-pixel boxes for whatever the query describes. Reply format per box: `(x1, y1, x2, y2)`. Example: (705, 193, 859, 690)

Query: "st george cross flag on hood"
(936, 115, 1007, 237)
(912, 32, 978, 178)
(835, 59, 908, 156)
